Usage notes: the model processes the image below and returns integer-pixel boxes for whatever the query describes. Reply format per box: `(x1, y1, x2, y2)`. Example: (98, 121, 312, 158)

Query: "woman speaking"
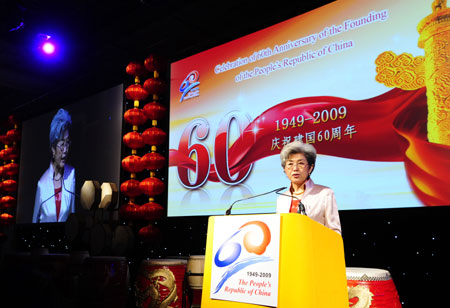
(32, 109, 75, 223)
(276, 141, 341, 234)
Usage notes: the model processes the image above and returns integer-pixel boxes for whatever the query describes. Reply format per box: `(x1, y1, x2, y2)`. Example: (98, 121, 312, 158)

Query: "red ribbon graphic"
(170, 87, 450, 206)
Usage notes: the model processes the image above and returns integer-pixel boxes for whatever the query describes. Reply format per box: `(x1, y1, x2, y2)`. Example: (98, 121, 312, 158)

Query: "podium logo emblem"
(213, 221, 272, 293)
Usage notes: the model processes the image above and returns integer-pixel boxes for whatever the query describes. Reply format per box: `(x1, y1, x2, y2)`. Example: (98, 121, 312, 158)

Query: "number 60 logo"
(177, 111, 253, 188)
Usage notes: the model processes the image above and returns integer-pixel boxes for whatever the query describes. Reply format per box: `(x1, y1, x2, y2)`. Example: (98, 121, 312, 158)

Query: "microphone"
(36, 192, 58, 223)
(275, 191, 307, 216)
(225, 186, 286, 216)
(36, 174, 78, 223)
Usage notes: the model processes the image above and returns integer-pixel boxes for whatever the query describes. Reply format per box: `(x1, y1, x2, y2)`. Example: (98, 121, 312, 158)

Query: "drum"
(186, 255, 205, 288)
(135, 259, 187, 308)
(346, 267, 402, 308)
(188, 286, 202, 308)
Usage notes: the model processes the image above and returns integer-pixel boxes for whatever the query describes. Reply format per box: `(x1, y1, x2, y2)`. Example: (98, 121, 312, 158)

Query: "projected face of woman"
(52, 130, 70, 175)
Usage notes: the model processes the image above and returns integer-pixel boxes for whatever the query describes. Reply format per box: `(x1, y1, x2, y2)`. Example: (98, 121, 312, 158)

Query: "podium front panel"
(201, 214, 348, 308)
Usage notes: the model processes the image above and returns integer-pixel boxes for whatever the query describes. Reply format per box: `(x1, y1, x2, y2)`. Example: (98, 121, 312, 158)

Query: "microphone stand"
(275, 191, 307, 216)
(225, 187, 287, 215)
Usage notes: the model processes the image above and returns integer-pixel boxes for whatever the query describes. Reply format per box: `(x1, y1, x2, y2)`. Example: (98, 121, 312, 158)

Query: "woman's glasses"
(285, 161, 308, 169)
(56, 139, 71, 151)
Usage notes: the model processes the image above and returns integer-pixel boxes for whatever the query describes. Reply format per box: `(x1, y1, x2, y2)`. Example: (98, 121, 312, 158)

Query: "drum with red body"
(346, 267, 402, 308)
(135, 259, 187, 308)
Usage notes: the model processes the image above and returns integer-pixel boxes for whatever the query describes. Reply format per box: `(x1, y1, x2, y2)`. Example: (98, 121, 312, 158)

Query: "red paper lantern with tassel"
(120, 179, 142, 198)
(2, 179, 17, 193)
(8, 115, 18, 126)
(0, 196, 16, 209)
(123, 132, 145, 149)
(0, 149, 8, 161)
(124, 108, 147, 126)
(141, 152, 165, 171)
(122, 155, 143, 174)
(126, 61, 147, 78)
(6, 128, 20, 143)
(140, 177, 164, 197)
(142, 127, 166, 146)
(144, 54, 164, 72)
(4, 162, 19, 176)
(139, 202, 164, 220)
(119, 202, 140, 220)
(143, 78, 165, 96)
(138, 224, 161, 242)
(143, 101, 167, 120)
(125, 84, 149, 101)
(6, 146, 19, 161)
(0, 213, 14, 224)
(0, 134, 9, 145)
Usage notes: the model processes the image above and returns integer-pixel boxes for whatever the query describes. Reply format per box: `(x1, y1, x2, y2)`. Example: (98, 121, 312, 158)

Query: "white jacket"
(32, 163, 75, 223)
(276, 179, 341, 235)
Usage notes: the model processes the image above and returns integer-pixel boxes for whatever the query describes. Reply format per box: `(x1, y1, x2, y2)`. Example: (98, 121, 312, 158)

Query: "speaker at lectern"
(201, 213, 348, 308)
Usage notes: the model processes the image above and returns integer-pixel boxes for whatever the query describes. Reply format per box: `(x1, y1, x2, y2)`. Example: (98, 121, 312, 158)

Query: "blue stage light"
(42, 41, 55, 55)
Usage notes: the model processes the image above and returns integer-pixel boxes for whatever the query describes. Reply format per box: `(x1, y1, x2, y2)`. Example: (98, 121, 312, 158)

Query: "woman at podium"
(276, 141, 341, 234)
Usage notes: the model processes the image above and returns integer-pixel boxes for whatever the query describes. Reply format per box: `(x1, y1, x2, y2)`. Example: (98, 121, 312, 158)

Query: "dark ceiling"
(0, 0, 334, 122)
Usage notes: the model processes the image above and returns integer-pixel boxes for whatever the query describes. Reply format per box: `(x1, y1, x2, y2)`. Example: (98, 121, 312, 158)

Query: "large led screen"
(16, 84, 123, 223)
(168, 0, 450, 216)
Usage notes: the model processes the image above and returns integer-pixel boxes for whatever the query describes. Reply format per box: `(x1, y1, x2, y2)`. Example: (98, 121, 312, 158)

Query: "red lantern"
(142, 127, 166, 146)
(123, 132, 144, 149)
(0, 213, 14, 224)
(138, 224, 161, 242)
(0, 149, 8, 161)
(8, 115, 18, 126)
(6, 128, 21, 143)
(0, 135, 9, 145)
(125, 84, 149, 101)
(143, 78, 165, 95)
(124, 108, 147, 126)
(140, 177, 165, 197)
(4, 162, 19, 176)
(0, 196, 16, 209)
(4, 146, 19, 161)
(144, 54, 164, 72)
(2, 179, 17, 193)
(122, 155, 143, 173)
(120, 179, 142, 198)
(119, 202, 140, 220)
(139, 202, 164, 220)
(141, 152, 165, 171)
(0, 166, 4, 177)
(126, 61, 146, 77)
(143, 101, 167, 120)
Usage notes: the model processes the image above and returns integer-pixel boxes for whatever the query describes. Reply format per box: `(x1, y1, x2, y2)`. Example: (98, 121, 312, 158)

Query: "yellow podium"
(201, 214, 348, 307)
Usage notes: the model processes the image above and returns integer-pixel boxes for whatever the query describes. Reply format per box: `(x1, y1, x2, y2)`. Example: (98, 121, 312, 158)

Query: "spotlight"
(42, 41, 55, 55)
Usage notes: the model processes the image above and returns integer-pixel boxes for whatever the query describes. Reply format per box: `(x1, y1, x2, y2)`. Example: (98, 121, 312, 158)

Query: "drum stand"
(183, 271, 204, 308)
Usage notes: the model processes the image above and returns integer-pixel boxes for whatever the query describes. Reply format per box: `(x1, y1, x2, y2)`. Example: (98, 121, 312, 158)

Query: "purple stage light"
(42, 41, 55, 54)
